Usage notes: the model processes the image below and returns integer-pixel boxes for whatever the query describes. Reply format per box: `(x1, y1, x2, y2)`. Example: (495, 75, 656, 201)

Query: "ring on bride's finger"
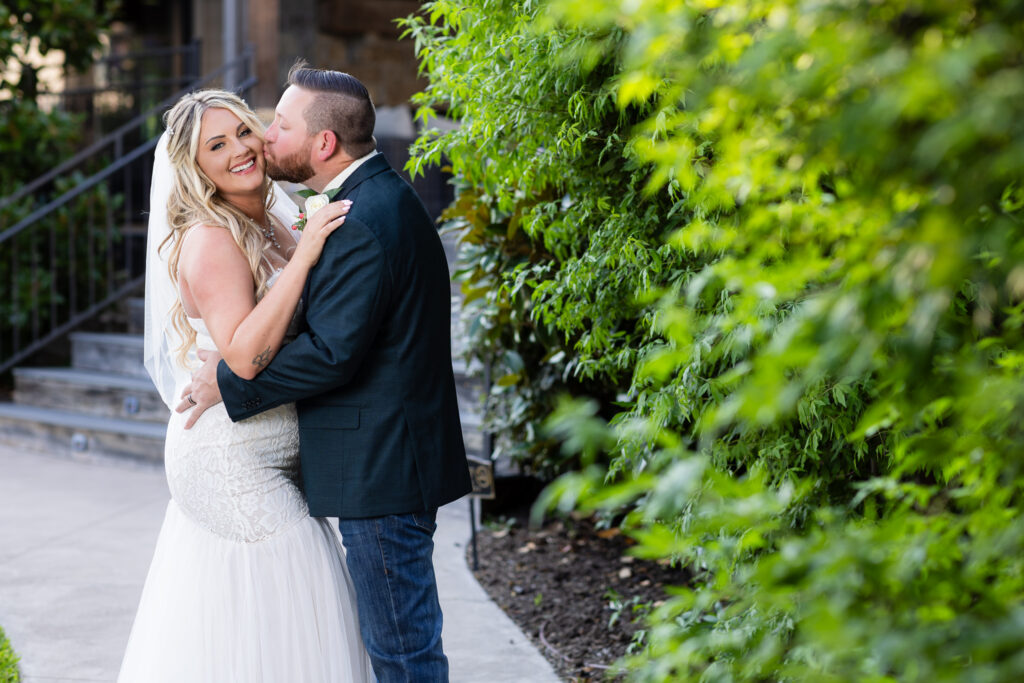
(187, 393, 197, 406)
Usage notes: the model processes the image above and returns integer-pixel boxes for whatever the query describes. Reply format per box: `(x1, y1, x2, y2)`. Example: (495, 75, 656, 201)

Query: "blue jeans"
(338, 510, 448, 682)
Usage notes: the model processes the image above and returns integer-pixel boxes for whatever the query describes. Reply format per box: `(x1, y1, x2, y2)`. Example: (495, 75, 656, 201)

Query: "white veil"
(143, 131, 301, 409)
(143, 132, 189, 409)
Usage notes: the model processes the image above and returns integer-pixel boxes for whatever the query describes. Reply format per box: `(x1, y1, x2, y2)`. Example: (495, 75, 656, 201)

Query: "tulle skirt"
(117, 500, 373, 682)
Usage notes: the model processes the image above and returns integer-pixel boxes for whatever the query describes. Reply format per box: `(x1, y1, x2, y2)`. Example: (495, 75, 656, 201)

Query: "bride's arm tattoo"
(251, 346, 273, 370)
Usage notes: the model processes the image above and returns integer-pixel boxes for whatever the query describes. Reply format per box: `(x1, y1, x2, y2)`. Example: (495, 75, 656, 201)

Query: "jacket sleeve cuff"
(217, 358, 259, 422)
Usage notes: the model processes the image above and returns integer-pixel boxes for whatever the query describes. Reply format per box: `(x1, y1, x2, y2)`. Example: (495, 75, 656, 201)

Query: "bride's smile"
(230, 158, 256, 173)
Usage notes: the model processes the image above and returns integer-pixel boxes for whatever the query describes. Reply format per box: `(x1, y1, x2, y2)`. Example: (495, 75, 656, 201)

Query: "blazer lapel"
(336, 153, 391, 199)
(303, 154, 391, 303)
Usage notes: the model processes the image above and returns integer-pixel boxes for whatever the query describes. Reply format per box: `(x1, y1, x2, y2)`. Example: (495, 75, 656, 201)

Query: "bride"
(119, 90, 373, 682)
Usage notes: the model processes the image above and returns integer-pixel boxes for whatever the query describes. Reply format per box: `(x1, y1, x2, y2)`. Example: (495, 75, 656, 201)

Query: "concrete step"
(71, 332, 147, 378)
(12, 367, 169, 423)
(0, 403, 165, 464)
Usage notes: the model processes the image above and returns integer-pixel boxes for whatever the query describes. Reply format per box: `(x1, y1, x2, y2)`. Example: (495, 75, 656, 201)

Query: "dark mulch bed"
(468, 512, 690, 681)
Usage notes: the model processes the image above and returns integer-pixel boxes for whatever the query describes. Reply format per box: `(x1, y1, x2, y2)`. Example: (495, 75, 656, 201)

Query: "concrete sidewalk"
(0, 444, 559, 682)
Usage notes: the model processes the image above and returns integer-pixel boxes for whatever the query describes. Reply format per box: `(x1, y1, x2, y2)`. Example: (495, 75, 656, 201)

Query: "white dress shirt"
(320, 149, 379, 197)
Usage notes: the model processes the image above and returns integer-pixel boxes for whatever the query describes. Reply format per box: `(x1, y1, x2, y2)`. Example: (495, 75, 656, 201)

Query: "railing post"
(89, 197, 97, 309)
(68, 210, 77, 318)
(223, 0, 240, 91)
(50, 220, 57, 332)
(30, 228, 39, 343)
(10, 239, 16, 356)
(106, 191, 114, 301)
(188, 40, 202, 85)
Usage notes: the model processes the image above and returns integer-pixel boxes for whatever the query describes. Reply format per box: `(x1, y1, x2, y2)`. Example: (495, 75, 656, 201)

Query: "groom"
(180, 61, 471, 681)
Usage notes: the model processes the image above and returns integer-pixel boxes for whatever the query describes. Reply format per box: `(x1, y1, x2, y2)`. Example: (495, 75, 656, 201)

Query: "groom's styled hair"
(287, 60, 376, 158)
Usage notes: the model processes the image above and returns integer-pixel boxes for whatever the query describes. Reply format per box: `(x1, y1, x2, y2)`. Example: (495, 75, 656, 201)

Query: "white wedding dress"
(118, 269, 373, 682)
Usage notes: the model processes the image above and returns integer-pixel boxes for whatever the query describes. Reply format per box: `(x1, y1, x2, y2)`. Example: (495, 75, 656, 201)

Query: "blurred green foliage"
(1, 1, 122, 356)
(0, 173, 124, 337)
(1, 0, 120, 182)
(0, 1, 119, 99)
(406, 0, 1024, 679)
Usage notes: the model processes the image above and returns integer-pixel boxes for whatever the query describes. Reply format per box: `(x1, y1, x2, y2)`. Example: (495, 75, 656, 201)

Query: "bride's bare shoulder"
(181, 221, 232, 243)
(180, 223, 241, 254)
(178, 223, 248, 276)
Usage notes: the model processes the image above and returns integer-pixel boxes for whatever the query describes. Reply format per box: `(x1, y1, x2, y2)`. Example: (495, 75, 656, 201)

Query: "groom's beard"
(265, 144, 315, 184)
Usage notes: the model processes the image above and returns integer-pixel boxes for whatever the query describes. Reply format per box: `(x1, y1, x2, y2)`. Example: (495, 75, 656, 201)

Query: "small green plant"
(483, 516, 518, 533)
(604, 588, 651, 631)
(0, 626, 21, 683)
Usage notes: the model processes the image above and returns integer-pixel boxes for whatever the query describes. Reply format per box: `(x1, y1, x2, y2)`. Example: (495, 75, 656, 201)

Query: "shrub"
(403, 0, 688, 476)
(408, 0, 1024, 680)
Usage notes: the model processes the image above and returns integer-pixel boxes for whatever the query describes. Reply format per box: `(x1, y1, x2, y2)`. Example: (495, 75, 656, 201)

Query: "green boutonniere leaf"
(296, 187, 344, 200)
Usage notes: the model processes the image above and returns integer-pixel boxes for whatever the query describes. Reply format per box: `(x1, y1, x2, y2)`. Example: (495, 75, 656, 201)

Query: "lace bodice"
(166, 268, 308, 543)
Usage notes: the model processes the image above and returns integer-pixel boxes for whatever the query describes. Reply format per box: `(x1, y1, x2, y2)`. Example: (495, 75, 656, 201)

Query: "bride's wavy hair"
(160, 89, 278, 366)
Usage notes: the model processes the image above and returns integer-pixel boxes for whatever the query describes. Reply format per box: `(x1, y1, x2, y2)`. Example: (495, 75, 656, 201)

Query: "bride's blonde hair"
(160, 89, 277, 366)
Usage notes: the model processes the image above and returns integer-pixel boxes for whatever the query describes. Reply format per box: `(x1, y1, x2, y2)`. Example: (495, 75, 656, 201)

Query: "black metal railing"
(37, 41, 203, 145)
(0, 48, 256, 375)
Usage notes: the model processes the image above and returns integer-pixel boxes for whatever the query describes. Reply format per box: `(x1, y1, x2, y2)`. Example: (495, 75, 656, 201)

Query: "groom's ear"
(313, 130, 339, 161)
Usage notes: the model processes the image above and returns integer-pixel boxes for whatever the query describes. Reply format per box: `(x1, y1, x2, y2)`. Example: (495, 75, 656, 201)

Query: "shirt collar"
(321, 150, 379, 195)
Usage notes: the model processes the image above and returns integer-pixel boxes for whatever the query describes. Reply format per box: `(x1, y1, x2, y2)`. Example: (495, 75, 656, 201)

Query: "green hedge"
(405, 0, 679, 476)
(406, 0, 1024, 680)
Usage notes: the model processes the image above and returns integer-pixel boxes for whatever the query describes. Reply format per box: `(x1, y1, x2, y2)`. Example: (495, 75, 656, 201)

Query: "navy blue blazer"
(217, 154, 471, 518)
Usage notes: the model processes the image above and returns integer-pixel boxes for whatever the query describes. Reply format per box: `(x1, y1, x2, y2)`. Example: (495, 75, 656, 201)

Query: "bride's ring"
(187, 393, 197, 406)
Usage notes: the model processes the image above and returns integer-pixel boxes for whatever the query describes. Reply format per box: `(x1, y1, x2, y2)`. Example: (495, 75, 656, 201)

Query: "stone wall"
(242, 0, 424, 110)
(314, 30, 426, 108)
(313, 0, 425, 107)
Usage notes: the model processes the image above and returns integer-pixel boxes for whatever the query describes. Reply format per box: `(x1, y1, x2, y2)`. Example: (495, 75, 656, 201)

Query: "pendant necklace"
(250, 215, 280, 250)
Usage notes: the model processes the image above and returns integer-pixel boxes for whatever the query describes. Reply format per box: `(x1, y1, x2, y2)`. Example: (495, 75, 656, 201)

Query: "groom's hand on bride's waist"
(177, 348, 223, 429)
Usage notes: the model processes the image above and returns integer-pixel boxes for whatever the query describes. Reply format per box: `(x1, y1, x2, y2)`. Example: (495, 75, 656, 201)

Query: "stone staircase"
(0, 331, 168, 463)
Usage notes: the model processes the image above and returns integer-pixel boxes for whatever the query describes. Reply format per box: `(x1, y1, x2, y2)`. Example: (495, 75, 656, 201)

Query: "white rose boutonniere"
(304, 193, 331, 217)
(292, 188, 343, 231)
